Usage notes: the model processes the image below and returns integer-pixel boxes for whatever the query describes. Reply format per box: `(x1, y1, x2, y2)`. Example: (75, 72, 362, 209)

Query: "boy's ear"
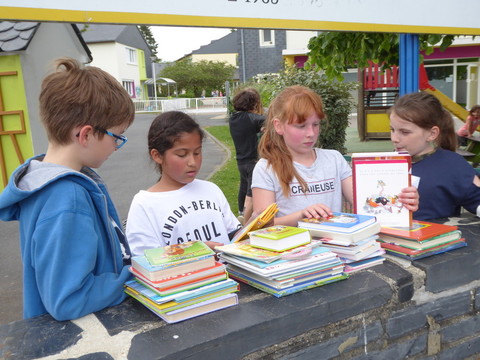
(151, 149, 163, 165)
(76, 125, 94, 147)
(273, 118, 284, 135)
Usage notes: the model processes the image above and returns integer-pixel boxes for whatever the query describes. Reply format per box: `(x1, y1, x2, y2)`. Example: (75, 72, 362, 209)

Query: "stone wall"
(1, 216, 479, 359)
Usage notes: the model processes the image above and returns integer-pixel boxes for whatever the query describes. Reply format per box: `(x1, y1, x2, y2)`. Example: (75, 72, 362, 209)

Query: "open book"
(231, 203, 279, 243)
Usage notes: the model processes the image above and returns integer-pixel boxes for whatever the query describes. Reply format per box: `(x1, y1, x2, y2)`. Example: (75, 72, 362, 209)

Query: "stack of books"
(125, 241, 239, 323)
(298, 212, 385, 273)
(377, 220, 466, 260)
(216, 226, 348, 297)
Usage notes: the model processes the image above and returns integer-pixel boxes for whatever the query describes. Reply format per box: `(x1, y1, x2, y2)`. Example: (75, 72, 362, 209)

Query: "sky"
(151, 26, 232, 62)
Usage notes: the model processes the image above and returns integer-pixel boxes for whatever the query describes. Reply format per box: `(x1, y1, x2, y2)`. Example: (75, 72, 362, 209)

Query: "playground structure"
(358, 62, 472, 140)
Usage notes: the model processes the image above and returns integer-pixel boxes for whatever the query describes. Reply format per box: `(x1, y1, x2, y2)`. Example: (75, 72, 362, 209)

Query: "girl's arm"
(341, 176, 354, 205)
(252, 187, 332, 227)
(398, 186, 419, 212)
(466, 115, 474, 136)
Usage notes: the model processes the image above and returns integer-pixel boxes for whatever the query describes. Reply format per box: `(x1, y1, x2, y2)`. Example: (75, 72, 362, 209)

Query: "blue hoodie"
(0, 155, 132, 320)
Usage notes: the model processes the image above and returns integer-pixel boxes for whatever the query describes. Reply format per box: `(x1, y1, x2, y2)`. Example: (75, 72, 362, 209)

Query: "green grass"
(205, 125, 240, 214)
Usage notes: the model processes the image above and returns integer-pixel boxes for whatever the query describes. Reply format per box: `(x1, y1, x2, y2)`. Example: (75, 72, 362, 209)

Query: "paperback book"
(215, 238, 324, 263)
(297, 212, 376, 234)
(352, 152, 412, 228)
(248, 225, 311, 252)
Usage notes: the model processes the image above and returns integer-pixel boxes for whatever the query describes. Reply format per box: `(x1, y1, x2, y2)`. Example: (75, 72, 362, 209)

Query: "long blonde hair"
(258, 85, 325, 197)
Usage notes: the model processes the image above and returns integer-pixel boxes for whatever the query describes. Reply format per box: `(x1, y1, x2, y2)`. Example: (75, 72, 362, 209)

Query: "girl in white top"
(251, 85, 419, 227)
(126, 111, 240, 256)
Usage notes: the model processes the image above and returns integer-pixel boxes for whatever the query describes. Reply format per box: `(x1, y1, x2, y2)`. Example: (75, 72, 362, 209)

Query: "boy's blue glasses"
(102, 130, 128, 149)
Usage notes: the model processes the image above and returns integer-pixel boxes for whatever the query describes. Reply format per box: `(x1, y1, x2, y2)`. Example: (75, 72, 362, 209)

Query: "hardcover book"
(381, 240, 467, 260)
(352, 152, 412, 228)
(297, 212, 376, 234)
(307, 221, 381, 244)
(232, 203, 279, 242)
(131, 255, 216, 282)
(144, 240, 214, 266)
(377, 230, 462, 250)
(248, 225, 311, 252)
(379, 220, 458, 242)
(129, 261, 226, 290)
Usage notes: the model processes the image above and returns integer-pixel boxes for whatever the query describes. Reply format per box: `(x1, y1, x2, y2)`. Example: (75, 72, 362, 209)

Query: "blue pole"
(399, 34, 419, 96)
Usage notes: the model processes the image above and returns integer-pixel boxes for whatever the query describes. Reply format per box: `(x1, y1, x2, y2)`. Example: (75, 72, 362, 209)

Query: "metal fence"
(133, 97, 227, 113)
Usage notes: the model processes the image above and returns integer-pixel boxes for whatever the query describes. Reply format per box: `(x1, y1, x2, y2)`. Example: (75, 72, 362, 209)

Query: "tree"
(254, 66, 357, 154)
(138, 25, 160, 61)
(160, 59, 235, 97)
(307, 32, 455, 80)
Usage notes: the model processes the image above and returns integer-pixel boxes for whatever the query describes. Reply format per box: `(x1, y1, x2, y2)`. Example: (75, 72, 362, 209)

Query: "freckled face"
(275, 113, 320, 158)
(389, 111, 436, 157)
(156, 131, 202, 190)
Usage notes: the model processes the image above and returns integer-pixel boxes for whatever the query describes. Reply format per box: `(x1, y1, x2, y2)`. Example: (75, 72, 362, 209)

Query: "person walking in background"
(229, 88, 265, 223)
(390, 92, 480, 220)
(457, 104, 480, 147)
(0, 57, 134, 320)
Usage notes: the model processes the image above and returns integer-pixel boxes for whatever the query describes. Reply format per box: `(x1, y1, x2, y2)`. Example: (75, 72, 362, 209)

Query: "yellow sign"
(1, 0, 480, 35)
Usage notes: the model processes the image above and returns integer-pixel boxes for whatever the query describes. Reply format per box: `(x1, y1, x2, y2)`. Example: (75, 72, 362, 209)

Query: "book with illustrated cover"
(380, 220, 458, 242)
(297, 212, 376, 234)
(249, 225, 311, 252)
(232, 203, 279, 242)
(144, 240, 214, 267)
(215, 238, 324, 263)
(352, 152, 412, 228)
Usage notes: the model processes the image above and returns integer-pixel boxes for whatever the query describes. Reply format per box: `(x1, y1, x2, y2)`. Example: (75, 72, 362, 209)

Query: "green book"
(249, 225, 311, 252)
(144, 241, 215, 266)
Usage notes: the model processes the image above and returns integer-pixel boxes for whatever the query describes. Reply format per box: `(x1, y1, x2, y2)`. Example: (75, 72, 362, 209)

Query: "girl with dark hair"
(126, 111, 240, 256)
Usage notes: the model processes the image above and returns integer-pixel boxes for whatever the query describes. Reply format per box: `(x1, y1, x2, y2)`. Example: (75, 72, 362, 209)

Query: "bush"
(256, 66, 358, 154)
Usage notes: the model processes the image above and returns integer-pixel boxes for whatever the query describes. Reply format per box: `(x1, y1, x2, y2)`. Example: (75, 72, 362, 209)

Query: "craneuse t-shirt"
(252, 148, 352, 217)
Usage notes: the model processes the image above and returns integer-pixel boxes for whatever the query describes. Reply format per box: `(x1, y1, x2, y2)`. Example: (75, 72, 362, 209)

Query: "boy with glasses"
(0, 57, 134, 320)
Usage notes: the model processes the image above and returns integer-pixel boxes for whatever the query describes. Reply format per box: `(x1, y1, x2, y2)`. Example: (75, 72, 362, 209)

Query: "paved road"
(0, 111, 229, 325)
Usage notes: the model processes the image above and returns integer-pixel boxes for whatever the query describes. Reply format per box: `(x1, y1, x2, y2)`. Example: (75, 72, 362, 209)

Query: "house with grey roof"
(78, 24, 153, 100)
(0, 21, 91, 188)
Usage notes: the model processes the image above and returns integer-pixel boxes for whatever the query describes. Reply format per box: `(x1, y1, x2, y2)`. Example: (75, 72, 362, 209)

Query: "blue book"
(298, 212, 377, 234)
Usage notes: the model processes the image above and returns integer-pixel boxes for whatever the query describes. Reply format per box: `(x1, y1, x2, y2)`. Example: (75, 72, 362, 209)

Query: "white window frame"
(125, 47, 137, 64)
(259, 30, 275, 47)
(122, 80, 136, 98)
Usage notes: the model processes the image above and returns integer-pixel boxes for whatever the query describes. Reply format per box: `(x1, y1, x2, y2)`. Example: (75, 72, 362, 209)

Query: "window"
(125, 47, 137, 64)
(122, 80, 136, 98)
(259, 30, 275, 47)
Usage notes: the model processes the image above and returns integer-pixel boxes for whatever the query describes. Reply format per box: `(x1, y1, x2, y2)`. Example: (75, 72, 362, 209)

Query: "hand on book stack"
(297, 212, 385, 273)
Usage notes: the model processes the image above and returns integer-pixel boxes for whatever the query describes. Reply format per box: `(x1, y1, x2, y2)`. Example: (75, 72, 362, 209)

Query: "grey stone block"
(413, 222, 480, 293)
(386, 291, 470, 338)
(441, 315, 480, 343)
(351, 334, 427, 360)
